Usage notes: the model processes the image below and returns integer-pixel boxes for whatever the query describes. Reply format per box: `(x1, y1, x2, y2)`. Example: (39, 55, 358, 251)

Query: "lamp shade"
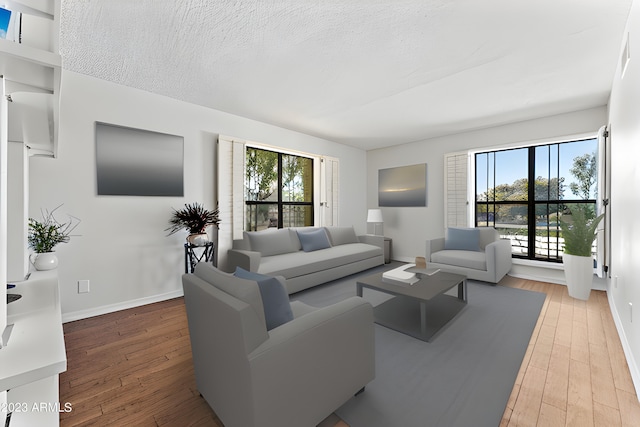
(367, 209, 384, 223)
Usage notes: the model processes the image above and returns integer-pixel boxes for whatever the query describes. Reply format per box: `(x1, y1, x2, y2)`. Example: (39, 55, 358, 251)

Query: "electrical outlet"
(78, 280, 90, 294)
(630, 303, 633, 323)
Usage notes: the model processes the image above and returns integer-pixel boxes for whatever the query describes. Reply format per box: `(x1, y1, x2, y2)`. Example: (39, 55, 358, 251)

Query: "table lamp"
(367, 209, 384, 236)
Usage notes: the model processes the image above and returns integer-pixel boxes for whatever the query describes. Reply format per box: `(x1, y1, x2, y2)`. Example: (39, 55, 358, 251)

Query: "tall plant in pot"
(28, 206, 80, 271)
(166, 203, 220, 246)
(560, 205, 603, 300)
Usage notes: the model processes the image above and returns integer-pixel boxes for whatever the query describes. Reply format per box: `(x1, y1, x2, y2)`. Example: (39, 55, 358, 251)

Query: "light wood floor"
(59, 276, 640, 426)
(499, 276, 640, 426)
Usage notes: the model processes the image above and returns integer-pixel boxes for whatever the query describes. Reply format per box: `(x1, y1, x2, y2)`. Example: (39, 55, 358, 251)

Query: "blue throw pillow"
(444, 228, 481, 251)
(234, 267, 293, 331)
(297, 228, 332, 252)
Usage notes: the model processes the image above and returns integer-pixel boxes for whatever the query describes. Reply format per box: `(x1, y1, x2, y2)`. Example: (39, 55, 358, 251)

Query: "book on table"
(381, 263, 441, 286)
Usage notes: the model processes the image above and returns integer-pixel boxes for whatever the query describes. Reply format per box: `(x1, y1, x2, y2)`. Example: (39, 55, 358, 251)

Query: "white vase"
(187, 233, 209, 246)
(30, 252, 59, 271)
(563, 254, 593, 300)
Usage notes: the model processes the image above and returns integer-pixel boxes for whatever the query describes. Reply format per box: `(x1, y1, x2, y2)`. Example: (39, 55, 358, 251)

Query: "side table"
(184, 242, 215, 273)
(384, 237, 392, 263)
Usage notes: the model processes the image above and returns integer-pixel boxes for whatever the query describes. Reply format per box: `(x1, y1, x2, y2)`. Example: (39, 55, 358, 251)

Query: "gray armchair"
(182, 263, 375, 427)
(425, 227, 513, 283)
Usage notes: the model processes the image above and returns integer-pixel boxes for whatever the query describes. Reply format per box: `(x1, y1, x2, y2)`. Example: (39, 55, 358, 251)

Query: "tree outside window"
(475, 138, 598, 262)
(245, 147, 313, 231)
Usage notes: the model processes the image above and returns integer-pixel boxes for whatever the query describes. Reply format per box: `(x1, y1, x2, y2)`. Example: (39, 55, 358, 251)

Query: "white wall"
(607, 0, 640, 396)
(367, 106, 606, 266)
(29, 71, 367, 321)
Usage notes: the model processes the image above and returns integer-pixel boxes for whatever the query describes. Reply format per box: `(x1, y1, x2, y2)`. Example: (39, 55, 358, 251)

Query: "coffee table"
(356, 270, 467, 342)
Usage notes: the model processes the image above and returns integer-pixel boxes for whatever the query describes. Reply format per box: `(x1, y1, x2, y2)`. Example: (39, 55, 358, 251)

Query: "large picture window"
(475, 138, 598, 262)
(245, 147, 314, 230)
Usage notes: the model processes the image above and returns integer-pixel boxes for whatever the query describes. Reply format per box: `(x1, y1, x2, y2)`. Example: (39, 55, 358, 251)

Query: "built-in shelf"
(0, 38, 61, 70)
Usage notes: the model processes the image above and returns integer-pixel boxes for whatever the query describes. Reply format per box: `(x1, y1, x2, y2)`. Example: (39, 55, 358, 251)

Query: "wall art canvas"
(378, 163, 427, 207)
(96, 122, 184, 196)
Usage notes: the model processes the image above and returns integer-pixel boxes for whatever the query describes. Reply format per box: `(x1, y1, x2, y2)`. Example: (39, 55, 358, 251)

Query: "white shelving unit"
(1, 0, 61, 157)
(1, 0, 61, 279)
(1, 1, 63, 426)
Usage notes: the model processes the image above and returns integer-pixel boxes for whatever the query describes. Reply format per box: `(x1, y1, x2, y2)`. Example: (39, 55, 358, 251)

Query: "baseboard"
(507, 272, 565, 285)
(607, 290, 640, 401)
(61, 289, 184, 323)
(393, 256, 417, 263)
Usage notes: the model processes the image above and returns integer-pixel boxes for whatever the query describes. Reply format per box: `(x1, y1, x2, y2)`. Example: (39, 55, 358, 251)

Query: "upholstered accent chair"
(425, 227, 513, 284)
(182, 263, 375, 427)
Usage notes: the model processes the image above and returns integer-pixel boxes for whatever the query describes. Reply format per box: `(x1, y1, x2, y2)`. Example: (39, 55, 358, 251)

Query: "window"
(245, 147, 313, 231)
(475, 138, 598, 262)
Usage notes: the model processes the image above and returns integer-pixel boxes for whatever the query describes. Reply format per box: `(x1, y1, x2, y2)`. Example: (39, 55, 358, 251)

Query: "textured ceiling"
(60, 0, 633, 150)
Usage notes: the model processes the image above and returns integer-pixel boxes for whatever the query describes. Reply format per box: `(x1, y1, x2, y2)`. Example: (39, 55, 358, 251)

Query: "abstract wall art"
(378, 163, 427, 207)
(96, 122, 184, 196)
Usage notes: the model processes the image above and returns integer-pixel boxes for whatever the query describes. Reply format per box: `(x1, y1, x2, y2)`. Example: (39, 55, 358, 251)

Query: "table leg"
(357, 283, 363, 297)
(420, 301, 427, 336)
(458, 279, 467, 302)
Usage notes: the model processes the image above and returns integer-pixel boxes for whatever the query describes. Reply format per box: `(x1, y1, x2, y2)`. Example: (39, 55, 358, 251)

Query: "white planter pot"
(187, 233, 209, 246)
(563, 254, 593, 300)
(30, 252, 59, 271)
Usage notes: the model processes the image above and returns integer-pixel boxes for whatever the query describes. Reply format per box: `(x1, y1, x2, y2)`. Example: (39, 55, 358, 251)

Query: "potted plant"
(166, 202, 220, 246)
(559, 205, 604, 300)
(28, 206, 80, 271)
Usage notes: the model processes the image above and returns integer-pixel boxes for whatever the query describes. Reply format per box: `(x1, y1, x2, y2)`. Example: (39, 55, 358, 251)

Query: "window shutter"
(217, 136, 245, 270)
(595, 125, 609, 278)
(444, 152, 469, 228)
(319, 157, 339, 226)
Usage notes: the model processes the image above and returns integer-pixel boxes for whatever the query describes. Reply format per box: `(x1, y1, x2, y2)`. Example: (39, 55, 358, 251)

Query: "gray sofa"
(182, 263, 375, 427)
(425, 227, 513, 283)
(227, 226, 384, 294)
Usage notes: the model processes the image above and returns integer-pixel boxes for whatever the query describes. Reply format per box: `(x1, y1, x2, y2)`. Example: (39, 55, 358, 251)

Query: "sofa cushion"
(234, 267, 293, 331)
(445, 227, 481, 251)
(431, 249, 487, 270)
(325, 226, 359, 246)
(245, 228, 299, 256)
(194, 263, 266, 326)
(478, 227, 499, 250)
(258, 243, 382, 278)
(297, 228, 332, 252)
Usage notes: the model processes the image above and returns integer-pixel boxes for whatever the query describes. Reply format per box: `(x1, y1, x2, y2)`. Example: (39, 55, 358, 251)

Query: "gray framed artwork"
(96, 122, 184, 196)
(378, 163, 427, 207)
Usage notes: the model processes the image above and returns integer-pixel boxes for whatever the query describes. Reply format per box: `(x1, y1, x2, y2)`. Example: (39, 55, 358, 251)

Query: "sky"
(0, 7, 11, 40)
(476, 138, 598, 199)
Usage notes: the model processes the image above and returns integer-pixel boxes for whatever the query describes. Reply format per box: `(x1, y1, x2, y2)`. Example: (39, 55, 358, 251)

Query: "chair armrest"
(250, 297, 373, 358)
(485, 239, 513, 280)
(426, 237, 445, 261)
(247, 297, 375, 420)
(227, 248, 262, 272)
(358, 234, 384, 250)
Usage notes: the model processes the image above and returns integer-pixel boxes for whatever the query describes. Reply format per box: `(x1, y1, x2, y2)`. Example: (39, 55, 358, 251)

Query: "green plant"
(28, 206, 80, 253)
(166, 203, 220, 236)
(559, 206, 604, 257)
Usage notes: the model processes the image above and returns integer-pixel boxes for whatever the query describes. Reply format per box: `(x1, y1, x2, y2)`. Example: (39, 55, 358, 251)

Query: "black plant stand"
(184, 242, 215, 273)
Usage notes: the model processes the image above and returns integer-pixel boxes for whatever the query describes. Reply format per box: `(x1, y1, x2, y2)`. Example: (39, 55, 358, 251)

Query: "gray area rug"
(292, 265, 546, 427)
